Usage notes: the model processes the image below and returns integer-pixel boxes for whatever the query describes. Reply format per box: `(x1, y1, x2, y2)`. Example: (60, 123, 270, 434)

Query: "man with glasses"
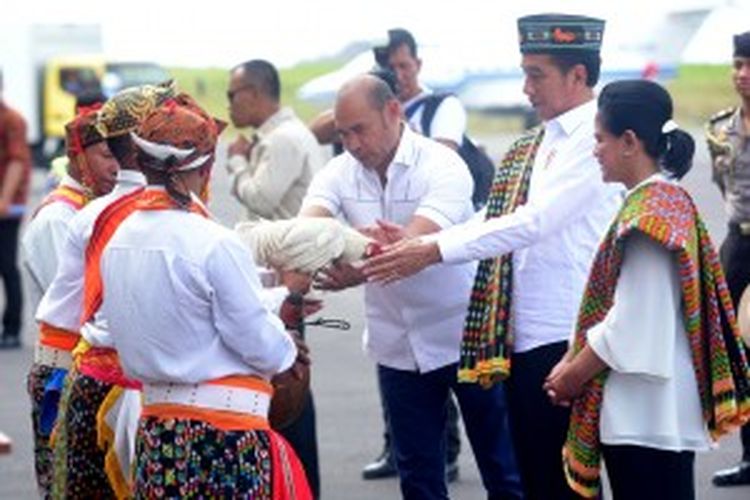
(226, 59, 323, 221)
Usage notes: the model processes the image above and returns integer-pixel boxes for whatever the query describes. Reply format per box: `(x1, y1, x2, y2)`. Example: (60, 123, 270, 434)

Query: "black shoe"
(362, 450, 397, 480)
(445, 461, 459, 483)
(712, 461, 750, 487)
(0, 336, 20, 350)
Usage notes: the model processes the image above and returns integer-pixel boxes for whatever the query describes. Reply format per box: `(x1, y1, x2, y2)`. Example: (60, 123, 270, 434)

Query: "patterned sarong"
(563, 181, 750, 497)
(458, 127, 544, 386)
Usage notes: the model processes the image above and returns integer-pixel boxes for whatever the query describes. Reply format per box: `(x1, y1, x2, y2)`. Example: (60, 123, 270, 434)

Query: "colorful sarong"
(51, 370, 115, 498)
(27, 364, 56, 498)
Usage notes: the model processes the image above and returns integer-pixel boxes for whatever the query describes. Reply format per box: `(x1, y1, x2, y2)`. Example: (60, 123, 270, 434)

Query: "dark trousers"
(506, 341, 581, 500)
(278, 391, 320, 499)
(379, 362, 522, 500)
(0, 218, 22, 340)
(377, 370, 462, 463)
(602, 444, 695, 500)
(720, 227, 750, 460)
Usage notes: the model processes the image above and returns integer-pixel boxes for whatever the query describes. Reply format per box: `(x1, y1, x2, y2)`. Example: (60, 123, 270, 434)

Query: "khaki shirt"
(228, 108, 323, 221)
(706, 107, 750, 223)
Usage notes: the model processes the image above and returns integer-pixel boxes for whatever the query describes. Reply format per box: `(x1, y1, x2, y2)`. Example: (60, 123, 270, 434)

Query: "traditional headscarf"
(95, 81, 176, 138)
(130, 93, 226, 207)
(65, 104, 107, 194)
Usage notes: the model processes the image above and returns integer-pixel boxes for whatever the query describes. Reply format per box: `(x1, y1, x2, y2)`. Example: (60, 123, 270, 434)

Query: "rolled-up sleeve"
(207, 236, 296, 377)
(587, 232, 679, 379)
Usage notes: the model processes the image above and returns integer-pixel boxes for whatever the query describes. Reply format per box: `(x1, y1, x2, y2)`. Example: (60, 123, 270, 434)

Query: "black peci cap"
(518, 14, 605, 54)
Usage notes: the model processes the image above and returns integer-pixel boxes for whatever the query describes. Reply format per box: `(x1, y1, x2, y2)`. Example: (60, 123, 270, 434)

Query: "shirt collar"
(257, 107, 294, 137)
(546, 99, 596, 138)
(117, 169, 147, 187)
(390, 124, 418, 169)
(59, 174, 85, 191)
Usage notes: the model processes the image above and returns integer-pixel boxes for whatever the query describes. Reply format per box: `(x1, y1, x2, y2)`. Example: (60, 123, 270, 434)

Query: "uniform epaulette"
(708, 107, 736, 125)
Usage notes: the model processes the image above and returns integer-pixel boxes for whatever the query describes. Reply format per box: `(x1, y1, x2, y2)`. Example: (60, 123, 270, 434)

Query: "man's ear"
(572, 63, 588, 86)
(385, 98, 402, 121)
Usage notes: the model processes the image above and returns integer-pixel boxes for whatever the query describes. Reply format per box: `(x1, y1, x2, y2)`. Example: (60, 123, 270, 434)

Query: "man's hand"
(358, 220, 406, 245)
(228, 134, 253, 158)
(313, 261, 366, 291)
(362, 239, 442, 284)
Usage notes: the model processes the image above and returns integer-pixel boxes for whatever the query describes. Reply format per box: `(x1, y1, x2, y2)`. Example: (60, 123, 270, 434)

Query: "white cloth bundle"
(235, 217, 373, 272)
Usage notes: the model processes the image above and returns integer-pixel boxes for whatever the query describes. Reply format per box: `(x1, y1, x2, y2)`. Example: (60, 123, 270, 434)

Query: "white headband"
(661, 119, 679, 134)
(130, 131, 211, 171)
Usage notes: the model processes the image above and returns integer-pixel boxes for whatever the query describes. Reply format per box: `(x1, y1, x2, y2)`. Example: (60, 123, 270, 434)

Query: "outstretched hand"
(358, 219, 406, 245)
(361, 239, 442, 284)
(313, 261, 367, 291)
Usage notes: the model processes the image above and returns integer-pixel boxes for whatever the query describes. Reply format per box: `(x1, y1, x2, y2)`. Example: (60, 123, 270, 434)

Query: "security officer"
(706, 30, 750, 487)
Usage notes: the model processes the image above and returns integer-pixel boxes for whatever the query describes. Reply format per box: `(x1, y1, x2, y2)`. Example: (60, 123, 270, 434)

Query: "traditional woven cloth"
(458, 127, 544, 386)
(27, 364, 57, 498)
(563, 180, 750, 497)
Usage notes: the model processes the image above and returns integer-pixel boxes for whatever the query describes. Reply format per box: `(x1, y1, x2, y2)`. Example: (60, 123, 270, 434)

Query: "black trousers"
(377, 368, 462, 463)
(506, 341, 582, 500)
(278, 391, 320, 499)
(0, 218, 22, 340)
(720, 227, 750, 461)
(602, 444, 695, 500)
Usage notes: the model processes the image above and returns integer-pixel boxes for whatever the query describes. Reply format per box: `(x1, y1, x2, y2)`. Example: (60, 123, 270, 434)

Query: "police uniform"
(707, 30, 750, 487)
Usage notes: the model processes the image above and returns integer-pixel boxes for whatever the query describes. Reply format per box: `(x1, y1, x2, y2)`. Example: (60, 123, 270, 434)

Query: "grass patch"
(166, 62, 737, 137)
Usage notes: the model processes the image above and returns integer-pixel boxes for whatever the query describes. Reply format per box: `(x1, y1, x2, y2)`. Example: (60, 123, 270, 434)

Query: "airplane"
(297, 8, 711, 124)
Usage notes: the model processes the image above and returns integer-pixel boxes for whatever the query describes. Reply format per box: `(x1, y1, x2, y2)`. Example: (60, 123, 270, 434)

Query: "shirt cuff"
(436, 230, 469, 264)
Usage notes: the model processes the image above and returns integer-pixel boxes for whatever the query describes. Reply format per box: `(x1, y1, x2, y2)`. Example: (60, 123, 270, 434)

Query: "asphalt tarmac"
(0, 134, 748, 499)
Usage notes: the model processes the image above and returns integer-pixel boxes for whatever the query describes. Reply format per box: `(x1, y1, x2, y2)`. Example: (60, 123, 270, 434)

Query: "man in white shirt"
(375, 28, 466, 151)
(301, 74, 521, 499)
(226, 59, 323, 221)
(364, 14, 624, 500)
(22, 106, 118, 498)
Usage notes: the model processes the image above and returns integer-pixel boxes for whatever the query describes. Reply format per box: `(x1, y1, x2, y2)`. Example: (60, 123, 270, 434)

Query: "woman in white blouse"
(544, 80, 750, 500)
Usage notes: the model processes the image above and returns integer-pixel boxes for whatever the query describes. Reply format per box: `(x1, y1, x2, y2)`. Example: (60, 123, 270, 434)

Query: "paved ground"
(1, 134, 748, 499)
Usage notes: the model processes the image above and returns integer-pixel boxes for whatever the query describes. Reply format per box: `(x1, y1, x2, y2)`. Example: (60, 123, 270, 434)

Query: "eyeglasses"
(227, 85, 254, 102)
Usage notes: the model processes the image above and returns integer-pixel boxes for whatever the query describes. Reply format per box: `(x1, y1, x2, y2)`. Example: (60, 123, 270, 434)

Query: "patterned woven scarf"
(458, 127, 544, 386)
(563, 180, 750, 497)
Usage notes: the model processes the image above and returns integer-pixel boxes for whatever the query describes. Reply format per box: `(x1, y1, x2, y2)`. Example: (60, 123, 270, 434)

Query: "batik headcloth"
(95, 81, 176, 138)
(65, 104, 106, 157)
(131, 93, 227, 173)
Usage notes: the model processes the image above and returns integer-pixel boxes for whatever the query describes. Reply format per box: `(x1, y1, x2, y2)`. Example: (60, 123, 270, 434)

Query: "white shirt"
(435, 100, 624, 353)
(302, 126, 477, 372)
(403, 88, 467, 146)
(228, 107, 324, 221)
(101, 187, 296, 384)
(21, 175, 85, 312)
(587, 177, 710, 451)
(36, 170, 147, 332)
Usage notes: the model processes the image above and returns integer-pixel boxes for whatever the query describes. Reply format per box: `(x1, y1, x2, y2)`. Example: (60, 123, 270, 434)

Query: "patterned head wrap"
(95, 81, 176, 138)
(131, 93, 226, 207)
(65, 104, 108, 193)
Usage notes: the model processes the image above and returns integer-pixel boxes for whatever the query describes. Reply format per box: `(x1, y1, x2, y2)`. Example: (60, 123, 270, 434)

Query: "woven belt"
(33, 343, 73, 369)
(142, 381, 271, 418)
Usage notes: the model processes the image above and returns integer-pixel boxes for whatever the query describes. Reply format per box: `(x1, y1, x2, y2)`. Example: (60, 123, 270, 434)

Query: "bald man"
(300, 75, 521, 499)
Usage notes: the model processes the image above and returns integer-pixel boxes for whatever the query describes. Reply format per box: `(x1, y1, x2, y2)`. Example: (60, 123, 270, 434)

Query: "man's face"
(335, 92, 401, 171)
(733, 56, 750, 100)
(227, 69, 258, 128)
(83, 142, 119, 196)
(521, 54, 580, 121)
(387, 44, 421, 101)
